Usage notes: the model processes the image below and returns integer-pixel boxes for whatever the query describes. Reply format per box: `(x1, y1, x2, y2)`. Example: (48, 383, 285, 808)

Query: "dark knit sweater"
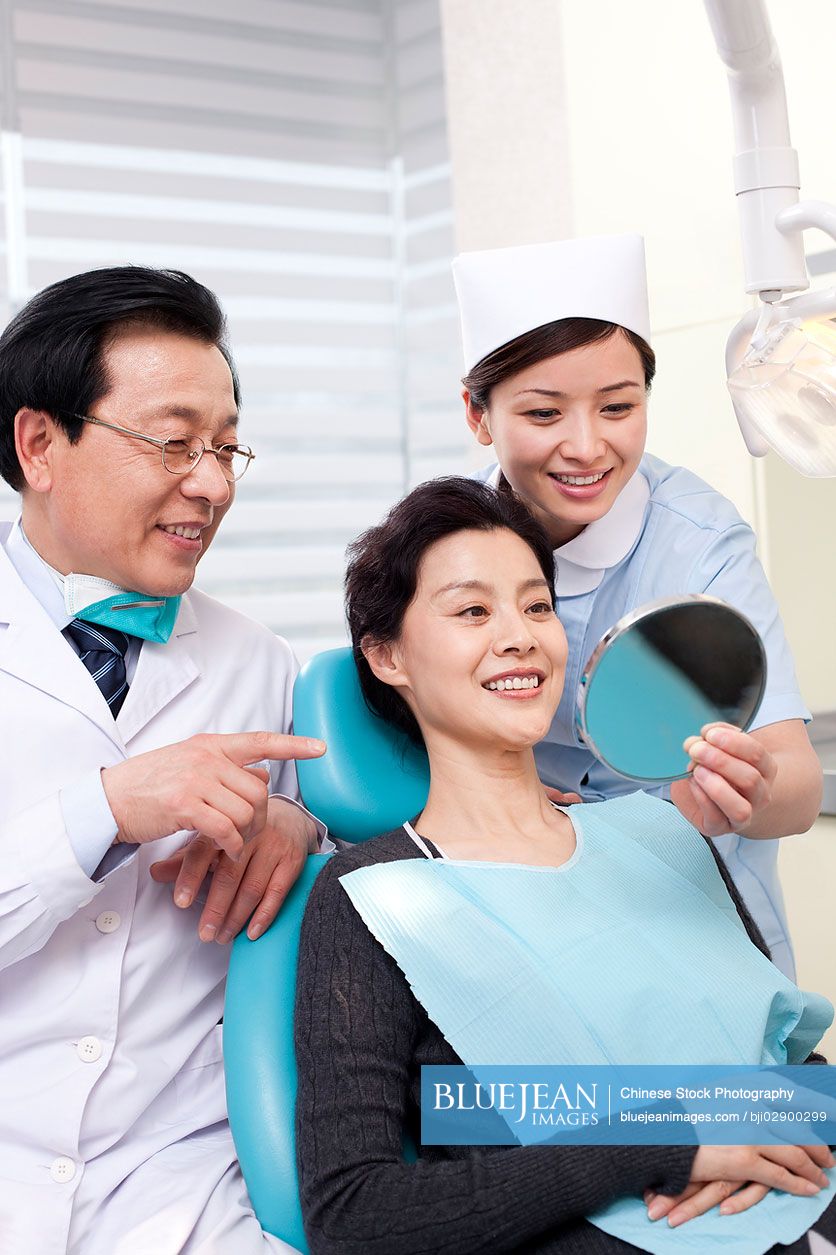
(294, 826, 832, 1255)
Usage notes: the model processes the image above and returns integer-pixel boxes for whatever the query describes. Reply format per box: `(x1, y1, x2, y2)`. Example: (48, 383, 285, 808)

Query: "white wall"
(439, 0, 572, 252)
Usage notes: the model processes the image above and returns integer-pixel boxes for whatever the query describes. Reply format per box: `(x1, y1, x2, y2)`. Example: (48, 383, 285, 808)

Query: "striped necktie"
(64, 619, 131, 717)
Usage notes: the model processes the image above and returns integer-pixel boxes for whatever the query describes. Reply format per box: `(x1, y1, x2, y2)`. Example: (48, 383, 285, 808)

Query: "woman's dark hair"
(463, 317, 655, 410)
(345, 476, 557, 746)
(0, 265, 240, 491)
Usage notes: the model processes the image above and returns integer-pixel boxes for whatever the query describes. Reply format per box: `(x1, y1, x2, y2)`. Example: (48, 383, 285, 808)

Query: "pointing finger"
(219, 731, 326, 766)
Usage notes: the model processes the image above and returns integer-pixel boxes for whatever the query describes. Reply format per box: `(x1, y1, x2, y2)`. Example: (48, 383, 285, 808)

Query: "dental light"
(705, 0, 836, 476)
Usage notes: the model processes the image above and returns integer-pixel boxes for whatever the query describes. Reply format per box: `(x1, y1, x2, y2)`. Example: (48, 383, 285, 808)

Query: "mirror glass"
(577, 595, 766, 782)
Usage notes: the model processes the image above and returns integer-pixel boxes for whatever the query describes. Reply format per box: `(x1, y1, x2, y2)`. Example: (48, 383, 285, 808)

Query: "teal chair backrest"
(292, 646, 429, 843)
(225, 647, 429, 1249)
(225, 855, 330, 1252)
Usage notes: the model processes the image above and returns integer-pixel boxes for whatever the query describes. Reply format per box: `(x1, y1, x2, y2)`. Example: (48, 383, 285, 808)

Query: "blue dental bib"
(340, 791, 834, 1255)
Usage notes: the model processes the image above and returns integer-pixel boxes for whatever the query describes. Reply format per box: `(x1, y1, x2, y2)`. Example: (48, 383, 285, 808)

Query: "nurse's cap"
(452, 233, 651, 373)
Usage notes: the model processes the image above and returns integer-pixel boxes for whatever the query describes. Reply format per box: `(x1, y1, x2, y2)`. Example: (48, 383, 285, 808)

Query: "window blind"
(0, 0, 463, 661)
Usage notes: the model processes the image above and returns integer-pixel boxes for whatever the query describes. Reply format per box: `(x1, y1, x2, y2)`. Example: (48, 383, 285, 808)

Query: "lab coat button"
(50, 1157, 76, 1183)
(95, 910, 121, 933)
(77, 1035, 103, 1063)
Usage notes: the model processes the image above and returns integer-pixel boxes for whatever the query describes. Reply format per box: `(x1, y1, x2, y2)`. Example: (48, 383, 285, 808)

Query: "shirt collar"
(3, 517, 73, 629)
(3, 517, 195, 643)
(486, 464, 650, 596)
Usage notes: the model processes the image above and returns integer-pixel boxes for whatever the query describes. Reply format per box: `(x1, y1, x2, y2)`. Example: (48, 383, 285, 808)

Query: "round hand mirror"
(576, 595, 767, 783)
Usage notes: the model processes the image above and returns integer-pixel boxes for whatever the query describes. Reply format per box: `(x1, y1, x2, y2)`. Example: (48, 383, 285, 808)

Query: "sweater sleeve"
(294, 854, 696, 1255)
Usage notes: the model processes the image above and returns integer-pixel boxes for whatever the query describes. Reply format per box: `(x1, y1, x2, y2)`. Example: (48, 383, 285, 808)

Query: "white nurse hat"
(452, 233, 651, 373)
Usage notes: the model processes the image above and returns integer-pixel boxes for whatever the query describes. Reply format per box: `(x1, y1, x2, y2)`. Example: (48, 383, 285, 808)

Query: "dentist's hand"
(150, 796, 318, 941)
(670, 722, 777, 837)
(102, 731, 325, 860)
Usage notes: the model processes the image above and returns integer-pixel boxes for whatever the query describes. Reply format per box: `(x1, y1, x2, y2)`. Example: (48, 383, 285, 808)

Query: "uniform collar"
(486, 465, 650, 596)
(2, 517, 72, 629)
(0, 518, 200, 748)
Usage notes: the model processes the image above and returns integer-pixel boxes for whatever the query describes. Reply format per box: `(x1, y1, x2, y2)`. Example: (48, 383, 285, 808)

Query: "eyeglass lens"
(162, 437, 251, 481)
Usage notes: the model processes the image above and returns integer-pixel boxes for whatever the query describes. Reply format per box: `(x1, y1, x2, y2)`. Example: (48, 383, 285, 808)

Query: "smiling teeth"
(162, 525, 201, 539)
(486, 676, 541, 691)
(553, 472, 607, 485)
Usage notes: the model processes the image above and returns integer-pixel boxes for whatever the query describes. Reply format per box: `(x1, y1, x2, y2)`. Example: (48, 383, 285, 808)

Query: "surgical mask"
(727, 303, 836, 476)
(64, 573, 181, 643)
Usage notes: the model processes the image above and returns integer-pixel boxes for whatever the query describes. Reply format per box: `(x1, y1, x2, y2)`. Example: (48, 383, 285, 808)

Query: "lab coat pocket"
(160, 1024, 227, 1130)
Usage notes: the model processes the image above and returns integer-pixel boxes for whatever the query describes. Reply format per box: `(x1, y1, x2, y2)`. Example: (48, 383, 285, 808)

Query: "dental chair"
(223, 647, 429, 1250)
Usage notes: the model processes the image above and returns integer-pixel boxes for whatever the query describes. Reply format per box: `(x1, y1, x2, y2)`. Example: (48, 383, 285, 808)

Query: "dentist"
(0, 266, 325, 1254)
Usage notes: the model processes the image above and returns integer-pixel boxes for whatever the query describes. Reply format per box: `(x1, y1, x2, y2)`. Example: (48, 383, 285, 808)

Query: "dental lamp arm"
(704, 0, 807, 296)
(777, 200, 836, 244)
(707, 2, 836, 471)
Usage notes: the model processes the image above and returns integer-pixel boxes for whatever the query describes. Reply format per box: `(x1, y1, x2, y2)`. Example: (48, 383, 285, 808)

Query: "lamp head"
(726, 289, 836, 477)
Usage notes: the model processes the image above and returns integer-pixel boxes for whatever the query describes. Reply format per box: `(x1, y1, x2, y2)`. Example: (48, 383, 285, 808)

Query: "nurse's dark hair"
(463, 317, 655, 410)
(345, 476, 556, 747)
(0, 266, 240, 491)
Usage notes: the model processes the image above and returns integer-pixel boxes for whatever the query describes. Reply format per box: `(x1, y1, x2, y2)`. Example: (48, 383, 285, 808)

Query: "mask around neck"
(64, 573, 181, 643)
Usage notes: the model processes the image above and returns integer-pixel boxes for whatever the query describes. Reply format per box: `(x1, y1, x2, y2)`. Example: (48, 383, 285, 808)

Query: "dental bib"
(339, 791, 835, 1255)
(64, 573, 181, 643)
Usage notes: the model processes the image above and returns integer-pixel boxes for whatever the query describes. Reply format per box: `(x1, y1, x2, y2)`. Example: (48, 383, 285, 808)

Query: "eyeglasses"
(69, 413, 255, 482)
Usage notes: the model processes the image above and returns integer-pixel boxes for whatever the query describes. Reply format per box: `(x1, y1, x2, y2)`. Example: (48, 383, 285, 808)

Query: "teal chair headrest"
(292, 646, 430, 843)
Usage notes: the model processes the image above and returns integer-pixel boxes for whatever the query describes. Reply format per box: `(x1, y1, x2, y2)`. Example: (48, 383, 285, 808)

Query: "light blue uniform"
(476, 452, 809, 979)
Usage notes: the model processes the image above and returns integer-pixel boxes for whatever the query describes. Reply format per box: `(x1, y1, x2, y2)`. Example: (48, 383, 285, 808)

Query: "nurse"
(453, 234, 822, 978)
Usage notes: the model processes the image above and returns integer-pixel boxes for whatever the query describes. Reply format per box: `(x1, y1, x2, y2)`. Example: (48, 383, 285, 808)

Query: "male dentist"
(0, 266, 326, 1253)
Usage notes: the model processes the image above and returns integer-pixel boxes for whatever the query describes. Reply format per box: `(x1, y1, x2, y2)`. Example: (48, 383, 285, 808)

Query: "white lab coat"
(0, 524, 298, 1255)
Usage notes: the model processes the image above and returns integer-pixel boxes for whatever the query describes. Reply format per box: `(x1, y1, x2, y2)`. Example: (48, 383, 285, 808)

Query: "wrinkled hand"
(102, 730, 325, 859)
(670, 722, 777, 837)
(150, 796, 317, 942)
(544, 785, 583, 806)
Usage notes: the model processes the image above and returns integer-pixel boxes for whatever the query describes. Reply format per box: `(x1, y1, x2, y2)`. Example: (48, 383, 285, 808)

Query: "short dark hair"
(0, 266, 240, 491)
(345, 476, 557, 746)
(463, 317, 656, 410)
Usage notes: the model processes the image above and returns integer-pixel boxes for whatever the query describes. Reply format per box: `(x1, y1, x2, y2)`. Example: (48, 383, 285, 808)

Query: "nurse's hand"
(543, 786, 583, 806)
(670, 722, 777, 837)
(150, 796, 318, 942)
(102, 731, 325, 860)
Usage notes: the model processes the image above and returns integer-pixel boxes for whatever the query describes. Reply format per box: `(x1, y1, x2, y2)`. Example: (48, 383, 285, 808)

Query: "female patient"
(294, 477, 835, 1255)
